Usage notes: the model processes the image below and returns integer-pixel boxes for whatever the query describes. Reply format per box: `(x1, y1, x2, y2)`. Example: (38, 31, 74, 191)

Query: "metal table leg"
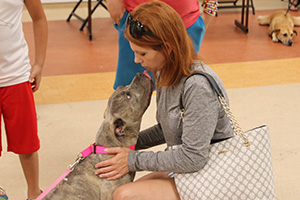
(234, 0, 250, 34)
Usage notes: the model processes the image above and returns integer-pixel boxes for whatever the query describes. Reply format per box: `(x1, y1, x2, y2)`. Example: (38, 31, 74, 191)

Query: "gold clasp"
(218, 149, 232, 155)
(180, 109, 185, 122)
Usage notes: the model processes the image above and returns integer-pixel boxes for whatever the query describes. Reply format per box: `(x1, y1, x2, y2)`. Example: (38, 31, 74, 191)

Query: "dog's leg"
(271, 31, 280, 42)
(293, 16, 300, 26)
(257, 15, 271, 25)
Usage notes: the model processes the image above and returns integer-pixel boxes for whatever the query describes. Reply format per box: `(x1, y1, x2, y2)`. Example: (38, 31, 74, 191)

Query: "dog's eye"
(283, 33, 288, 37)
(125, 92, 131, 99)
(291, 33, 293, 37)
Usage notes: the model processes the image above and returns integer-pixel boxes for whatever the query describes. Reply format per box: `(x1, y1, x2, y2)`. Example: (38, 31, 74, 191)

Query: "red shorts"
(0, 82, 40, 156)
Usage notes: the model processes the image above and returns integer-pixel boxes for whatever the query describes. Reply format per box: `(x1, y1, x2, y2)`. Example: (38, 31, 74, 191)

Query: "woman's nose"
(135, 56, 142, 64)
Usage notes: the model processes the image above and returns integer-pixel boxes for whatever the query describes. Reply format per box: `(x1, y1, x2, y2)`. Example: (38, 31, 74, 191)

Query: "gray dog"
(42, 72, 153, 200)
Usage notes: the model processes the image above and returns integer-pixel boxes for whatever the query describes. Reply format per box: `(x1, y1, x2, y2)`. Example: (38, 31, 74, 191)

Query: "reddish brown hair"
(124, 1, 198, 88)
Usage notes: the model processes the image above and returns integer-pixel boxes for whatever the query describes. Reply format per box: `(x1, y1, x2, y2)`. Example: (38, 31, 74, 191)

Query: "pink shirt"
(124, 0, 200, 28)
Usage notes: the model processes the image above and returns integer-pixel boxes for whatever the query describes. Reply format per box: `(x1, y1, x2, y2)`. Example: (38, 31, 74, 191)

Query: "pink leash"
(36, 144, 135, 200)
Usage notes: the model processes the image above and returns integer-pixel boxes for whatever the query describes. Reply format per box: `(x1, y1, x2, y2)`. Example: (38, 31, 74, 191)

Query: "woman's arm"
(135, 124, 166, 150)
(105, 0, 126, 25)
(202, 0, 218, 31)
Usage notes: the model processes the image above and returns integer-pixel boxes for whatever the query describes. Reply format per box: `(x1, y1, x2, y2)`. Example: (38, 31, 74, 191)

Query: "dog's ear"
(293, 30, 298, 36)
(114, 118, 125, 137)
(103, 108, 107, 119)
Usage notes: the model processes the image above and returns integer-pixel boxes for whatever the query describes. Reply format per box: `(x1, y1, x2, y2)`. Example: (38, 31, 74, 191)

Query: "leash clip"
(68, 153, 84, 171)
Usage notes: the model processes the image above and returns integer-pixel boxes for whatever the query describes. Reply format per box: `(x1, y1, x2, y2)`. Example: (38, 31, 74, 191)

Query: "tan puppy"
(258, 10, 300, 46)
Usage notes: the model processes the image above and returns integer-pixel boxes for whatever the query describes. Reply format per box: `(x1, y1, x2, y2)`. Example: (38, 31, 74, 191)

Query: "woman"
(95, 1, 233, 199)
(105, 0, 206, 89)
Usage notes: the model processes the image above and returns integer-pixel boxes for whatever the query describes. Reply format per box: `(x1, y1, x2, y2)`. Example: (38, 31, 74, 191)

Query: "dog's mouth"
(281, 40, 293, 46)
(143, 70, 151, 80)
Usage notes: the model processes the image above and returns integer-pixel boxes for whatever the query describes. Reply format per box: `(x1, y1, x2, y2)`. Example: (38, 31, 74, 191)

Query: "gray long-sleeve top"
(128, 62, 234, 173)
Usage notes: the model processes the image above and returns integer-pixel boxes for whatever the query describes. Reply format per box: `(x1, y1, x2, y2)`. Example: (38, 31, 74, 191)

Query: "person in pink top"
(106, 0, 213, 89)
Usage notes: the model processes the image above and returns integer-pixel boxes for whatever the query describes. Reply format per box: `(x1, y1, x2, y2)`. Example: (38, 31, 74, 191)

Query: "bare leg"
(19, 152, 41, 199)
(290, 0, 299, 11)
(113, 172, 180, 200)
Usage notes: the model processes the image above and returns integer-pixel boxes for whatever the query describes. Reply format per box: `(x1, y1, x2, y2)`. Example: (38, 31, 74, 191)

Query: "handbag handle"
(180, 71, 250, 147)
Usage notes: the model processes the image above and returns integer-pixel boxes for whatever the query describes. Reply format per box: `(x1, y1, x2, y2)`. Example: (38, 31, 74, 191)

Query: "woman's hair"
(124, 1, 198, 88)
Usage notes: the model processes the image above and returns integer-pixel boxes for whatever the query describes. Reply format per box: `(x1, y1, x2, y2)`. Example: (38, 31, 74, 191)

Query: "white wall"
(42, 0, 76, 3)
(41, 0, 95, 3)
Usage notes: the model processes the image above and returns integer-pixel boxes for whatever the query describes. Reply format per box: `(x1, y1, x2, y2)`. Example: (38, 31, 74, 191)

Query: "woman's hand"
(95, 147, 131, 180)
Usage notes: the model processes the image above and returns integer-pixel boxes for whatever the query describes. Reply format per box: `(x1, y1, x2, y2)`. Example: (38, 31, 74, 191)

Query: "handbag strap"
(180, 72, 225, 110)
(180, 71, 250, 147)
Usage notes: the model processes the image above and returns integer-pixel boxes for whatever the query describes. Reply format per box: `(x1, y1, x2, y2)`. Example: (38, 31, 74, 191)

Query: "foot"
(290, 5, 299, 11)
(289, 0, 299, 11)
(27, 189, 42, 200)
(0, 186, 8, 200)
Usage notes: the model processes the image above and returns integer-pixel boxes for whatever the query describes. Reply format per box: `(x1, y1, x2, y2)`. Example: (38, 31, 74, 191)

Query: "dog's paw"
(271, 33, 279, 42)
(257, 16, 270, 25)
(293, 16, 300, 26)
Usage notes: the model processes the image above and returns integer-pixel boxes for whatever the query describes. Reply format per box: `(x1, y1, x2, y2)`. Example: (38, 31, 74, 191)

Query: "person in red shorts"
(0, 0, 48, 199)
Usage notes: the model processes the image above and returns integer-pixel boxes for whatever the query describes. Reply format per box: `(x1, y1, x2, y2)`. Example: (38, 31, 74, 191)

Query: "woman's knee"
(19, 152, 38, 160)
(113, 184, 137, 200)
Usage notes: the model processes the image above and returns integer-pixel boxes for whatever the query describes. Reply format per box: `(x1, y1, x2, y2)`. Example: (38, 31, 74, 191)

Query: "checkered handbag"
(174, 72, 275, 200)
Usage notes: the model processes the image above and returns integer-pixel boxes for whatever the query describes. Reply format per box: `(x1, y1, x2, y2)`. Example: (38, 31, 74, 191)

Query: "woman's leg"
(113, 172, 180, 200)
(19, 152, 41, 199)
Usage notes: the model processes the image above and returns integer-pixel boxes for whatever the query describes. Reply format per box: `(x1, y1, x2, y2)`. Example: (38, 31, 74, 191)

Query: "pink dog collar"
(81, 143, 136, 157)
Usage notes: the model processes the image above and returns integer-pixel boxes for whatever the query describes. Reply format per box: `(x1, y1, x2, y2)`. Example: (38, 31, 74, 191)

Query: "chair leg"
(67, 0, 83, 22)
(79, 0, 105, 31)
(250, 0, 255, 14)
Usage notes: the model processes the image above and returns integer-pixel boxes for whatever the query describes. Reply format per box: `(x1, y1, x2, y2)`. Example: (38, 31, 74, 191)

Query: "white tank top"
(0, 0, 31, 87)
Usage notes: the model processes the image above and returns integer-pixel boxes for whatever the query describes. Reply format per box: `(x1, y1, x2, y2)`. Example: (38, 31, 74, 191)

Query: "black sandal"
(288, 0, 299, 11)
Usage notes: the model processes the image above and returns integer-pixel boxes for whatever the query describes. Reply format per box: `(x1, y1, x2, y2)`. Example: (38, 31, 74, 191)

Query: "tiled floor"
(1, 1, 300, 199)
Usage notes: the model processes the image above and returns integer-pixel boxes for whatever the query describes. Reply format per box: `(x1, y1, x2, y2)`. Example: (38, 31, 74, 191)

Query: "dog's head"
(271, 29, 297, 46)
(98, 72, 154, 146)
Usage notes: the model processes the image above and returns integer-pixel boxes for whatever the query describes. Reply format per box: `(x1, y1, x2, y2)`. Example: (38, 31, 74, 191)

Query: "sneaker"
(0, 186, 8, 200)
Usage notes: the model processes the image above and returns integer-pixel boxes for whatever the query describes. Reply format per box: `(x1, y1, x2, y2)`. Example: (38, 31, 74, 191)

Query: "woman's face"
(129, 42, 166, 72)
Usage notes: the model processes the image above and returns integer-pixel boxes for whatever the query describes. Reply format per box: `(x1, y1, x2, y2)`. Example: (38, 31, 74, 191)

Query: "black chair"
(67, 0, 107, 40)
(218, 0, 255, 15)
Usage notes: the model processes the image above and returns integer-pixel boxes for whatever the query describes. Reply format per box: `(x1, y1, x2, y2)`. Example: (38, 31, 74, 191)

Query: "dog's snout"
(137, 72, 149, 80)
(288, 40, 293, 46)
